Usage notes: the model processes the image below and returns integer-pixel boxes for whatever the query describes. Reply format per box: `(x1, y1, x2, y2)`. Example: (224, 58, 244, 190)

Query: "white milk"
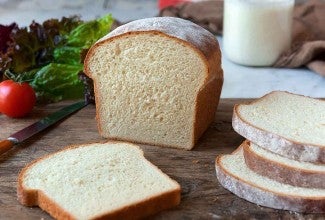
(223, 0, 294, 66)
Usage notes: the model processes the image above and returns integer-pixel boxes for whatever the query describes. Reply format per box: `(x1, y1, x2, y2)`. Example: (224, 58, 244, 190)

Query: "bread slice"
(243, 141, 325, 188)
(18, 142, 181, 220)
(215, 142, 325, 213)
(84, 17, 223, 150)
(232, 91, 325, 163)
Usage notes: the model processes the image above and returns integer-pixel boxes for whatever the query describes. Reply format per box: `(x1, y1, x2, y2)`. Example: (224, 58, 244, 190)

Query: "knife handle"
(0, 140, 14, 155)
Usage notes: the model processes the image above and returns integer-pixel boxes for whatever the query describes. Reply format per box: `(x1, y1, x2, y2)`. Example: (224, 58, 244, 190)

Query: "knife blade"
(0, 100, 88, 155)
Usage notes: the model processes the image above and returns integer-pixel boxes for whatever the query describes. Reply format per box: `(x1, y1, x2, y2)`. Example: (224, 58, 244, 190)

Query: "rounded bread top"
(98, 17, 221, 66)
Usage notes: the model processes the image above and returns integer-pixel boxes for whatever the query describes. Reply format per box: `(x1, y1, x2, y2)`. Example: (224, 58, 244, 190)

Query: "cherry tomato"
(0, 80, 36, 118)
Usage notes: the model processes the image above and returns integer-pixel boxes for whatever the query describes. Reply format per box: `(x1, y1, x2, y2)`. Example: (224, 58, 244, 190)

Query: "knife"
(0, 100, 88, 155)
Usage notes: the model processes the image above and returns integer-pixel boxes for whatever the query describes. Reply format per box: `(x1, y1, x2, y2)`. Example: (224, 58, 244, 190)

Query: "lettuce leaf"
(53, 46, 82, 65)
(31, 63, 84, 102)
(0, 16, 81, 75)
(66, 14, 113, 47)
(0, 14, 114, 102)
(54, 14, 113, 64)
(0, 23, 18, 54)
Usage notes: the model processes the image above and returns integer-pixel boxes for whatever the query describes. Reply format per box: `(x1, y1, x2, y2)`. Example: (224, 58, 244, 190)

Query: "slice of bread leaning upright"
(84, 17, 223, 150)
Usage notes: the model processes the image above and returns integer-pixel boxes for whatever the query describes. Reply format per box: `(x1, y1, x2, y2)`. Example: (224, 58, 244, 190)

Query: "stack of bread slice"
(215, 91, 325, 213)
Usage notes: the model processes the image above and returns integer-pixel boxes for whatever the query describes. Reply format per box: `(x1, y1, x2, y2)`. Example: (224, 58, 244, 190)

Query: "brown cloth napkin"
(159, 0, 223, 35)
(159, 0, 325, 76)
(274, 0, 325, 76)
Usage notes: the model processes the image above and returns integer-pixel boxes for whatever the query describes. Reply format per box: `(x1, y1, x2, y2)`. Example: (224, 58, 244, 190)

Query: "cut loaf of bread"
(215, 143, 325, 213)
(232, 91, 325, 163)
(18, 142, 181, 220)
(84, 17, 223, 150)
(243, 141, 325, 188)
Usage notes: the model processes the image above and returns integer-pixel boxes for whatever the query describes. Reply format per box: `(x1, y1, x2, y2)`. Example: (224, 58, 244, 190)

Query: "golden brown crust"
(193, 74, 222, 145)
(215, 143, 325, 213)
(38, 191, 76, 220)
(233, 91, 325, 163)
(234, 91, 325, 149)
(93, 189, 180, 220)
(17, 142, 181, 220)
(84, 22, 223, 150)
(242, 141, 325, 188)
(216, 142, 325, 200)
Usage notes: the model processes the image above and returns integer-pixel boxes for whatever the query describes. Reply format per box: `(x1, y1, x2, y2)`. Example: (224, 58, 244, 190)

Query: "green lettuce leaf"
(53, 46, 82, 65)
(54, 14, 113, 64)
(66, 14, 113, 48)
(30, 63, 84, 102)
(1, 14, 114, 103)
(0, 16, 81, 75)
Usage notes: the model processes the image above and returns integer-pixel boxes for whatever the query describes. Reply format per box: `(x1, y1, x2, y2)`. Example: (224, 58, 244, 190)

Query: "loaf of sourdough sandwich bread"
(215, 142, 325, 213)
(243, 141, 325, 188)
(84, 17, 223, 150)
(233, 91, 325, 163)
(18, 142, 181, 220)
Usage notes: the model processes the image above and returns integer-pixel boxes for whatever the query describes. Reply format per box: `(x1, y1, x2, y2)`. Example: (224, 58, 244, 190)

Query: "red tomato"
(0, 80, 36, 118)
(158, 0, 188, 9)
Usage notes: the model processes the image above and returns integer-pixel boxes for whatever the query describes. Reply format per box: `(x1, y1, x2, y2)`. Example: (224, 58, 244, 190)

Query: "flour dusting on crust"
(98, 17, 218, 56)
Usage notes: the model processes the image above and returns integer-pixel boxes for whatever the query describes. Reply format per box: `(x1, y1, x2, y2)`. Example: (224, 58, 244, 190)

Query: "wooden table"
(0, 99, 322, 219)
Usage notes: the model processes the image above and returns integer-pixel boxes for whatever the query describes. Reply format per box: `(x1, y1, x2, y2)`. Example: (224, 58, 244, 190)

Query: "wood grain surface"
(0, 99, 323, 220)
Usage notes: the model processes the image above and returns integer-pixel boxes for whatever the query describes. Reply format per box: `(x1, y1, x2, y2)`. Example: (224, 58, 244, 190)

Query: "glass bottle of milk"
(223, 0, 294, 66)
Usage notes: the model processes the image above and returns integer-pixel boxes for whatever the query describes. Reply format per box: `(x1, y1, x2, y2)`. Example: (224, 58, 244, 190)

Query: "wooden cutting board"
(0, 99, 322, 219)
